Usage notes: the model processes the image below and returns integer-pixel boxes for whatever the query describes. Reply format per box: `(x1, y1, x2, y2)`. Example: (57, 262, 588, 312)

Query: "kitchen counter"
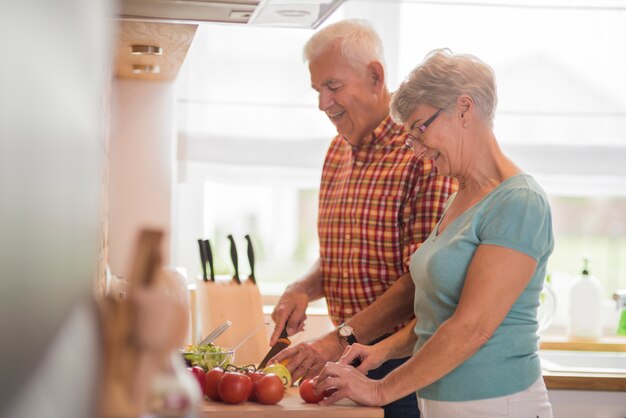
(542, 370, 626, 391)
(196, 387, 383, 418)
(540, 335, 626, 352)
(540, 335, 626, 391)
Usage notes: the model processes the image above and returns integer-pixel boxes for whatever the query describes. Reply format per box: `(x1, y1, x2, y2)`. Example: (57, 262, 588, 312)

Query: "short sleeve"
(478, 187, 553, 260)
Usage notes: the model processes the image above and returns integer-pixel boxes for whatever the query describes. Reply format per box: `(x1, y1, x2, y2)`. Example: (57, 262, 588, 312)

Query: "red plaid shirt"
(319, 115, 457, 326)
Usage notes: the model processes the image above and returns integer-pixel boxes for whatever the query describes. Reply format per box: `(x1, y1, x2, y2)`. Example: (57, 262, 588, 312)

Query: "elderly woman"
(315, 49, 554, 418)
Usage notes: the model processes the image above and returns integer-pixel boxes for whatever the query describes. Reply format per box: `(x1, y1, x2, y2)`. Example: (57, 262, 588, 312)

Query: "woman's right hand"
(338, 343, 387, 374)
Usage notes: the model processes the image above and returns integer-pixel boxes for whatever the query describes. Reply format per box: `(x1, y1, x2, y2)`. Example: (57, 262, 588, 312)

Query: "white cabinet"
(549, 389, 626, 418)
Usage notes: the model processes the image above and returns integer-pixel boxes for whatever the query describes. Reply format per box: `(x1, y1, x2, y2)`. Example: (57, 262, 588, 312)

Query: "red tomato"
(218, 372, 253, 405)
(299, 378, 324, 404)
(189, 366, 207, 395)
(254, 373, 284, 405)
(205, 367, 224, 401)
(246, 371, 265, 401)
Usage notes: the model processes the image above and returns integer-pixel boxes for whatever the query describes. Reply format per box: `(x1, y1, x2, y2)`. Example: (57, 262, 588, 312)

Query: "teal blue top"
(410, 174, 554, 401)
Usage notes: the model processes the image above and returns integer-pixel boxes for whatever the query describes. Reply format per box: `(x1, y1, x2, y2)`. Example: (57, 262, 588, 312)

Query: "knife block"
(195, 277, 268, 367)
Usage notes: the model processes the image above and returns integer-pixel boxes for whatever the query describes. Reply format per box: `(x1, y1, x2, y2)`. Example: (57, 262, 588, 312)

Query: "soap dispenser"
(568, 257, 604, 339)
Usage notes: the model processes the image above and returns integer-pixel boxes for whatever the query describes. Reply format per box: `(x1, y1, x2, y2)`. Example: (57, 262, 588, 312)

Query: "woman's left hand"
(314, 361, 385, 407)
(337, 343, 386, 373)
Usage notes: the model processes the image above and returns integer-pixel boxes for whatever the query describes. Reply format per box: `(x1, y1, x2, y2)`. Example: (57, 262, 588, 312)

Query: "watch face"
(339, 324, 353, 337)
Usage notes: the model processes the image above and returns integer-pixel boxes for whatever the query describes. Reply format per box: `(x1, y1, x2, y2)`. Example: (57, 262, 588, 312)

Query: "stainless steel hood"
(119, 0, 345, 28)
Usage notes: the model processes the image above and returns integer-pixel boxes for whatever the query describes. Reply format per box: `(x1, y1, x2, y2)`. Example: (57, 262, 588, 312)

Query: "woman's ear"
(456, 94, 473, 123)
(367, 61, 385, 93)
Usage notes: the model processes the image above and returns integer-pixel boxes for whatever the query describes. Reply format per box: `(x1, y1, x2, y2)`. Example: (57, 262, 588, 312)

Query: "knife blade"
(197, 239, 208, 281)
(258, 326, 291, 369)
(203, 239, 215, 282)
(244, 234, 256, 285)
(226, 234, 241, 284)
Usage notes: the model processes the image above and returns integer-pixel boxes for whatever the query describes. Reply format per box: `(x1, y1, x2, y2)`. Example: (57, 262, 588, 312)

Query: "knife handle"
(245, 234, 256, 284)
(227, 234, 240, 284)
(278, 326, 288, 340)
(203, 239, 215, 281)
(197, 239, 208, 281)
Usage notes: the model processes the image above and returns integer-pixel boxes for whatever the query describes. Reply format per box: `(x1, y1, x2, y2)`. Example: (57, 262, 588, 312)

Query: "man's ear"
(367, 61, 385, 93)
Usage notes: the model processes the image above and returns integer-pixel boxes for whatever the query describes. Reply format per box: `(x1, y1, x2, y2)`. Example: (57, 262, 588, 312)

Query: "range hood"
(119, 0, 345, 28)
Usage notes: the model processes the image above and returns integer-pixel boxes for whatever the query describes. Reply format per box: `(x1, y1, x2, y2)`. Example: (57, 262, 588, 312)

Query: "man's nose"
(318, 90, 333, 111)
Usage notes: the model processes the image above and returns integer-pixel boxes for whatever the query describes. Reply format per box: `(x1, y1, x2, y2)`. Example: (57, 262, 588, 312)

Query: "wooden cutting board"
(195, 277, 268, 366)
(196, 387, 384, 418)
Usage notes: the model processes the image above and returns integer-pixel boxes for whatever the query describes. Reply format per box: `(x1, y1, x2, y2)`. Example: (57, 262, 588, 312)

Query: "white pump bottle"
(568, 258, 604, 339)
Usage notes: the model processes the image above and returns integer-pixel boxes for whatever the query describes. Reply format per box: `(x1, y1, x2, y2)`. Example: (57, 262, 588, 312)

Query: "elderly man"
(269, 20, 456, 418)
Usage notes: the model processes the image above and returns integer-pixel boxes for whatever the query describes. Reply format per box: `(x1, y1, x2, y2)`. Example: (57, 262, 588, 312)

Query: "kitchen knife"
(226, 234, 241, 284)
(203, 239, 215, 282)
(244, 234, 256, 285)
(197, 239, 208, 281)
(258, 326, 291, 369)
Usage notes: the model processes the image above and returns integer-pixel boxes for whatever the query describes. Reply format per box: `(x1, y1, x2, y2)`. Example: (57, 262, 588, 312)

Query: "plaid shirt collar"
(340, 114, 402, 150)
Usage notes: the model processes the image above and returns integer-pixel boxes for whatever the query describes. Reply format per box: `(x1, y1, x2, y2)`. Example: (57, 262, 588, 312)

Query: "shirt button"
(355, 161, 363, 167)
(345, 234, 351, 240)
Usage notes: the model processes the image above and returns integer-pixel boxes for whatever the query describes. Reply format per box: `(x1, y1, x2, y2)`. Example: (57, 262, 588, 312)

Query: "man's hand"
(269, 288, 309, 346)
(269, 332, 345, 382)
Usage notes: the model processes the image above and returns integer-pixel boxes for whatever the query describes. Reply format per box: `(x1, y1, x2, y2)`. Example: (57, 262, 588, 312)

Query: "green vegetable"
(182, 343, 233, 371)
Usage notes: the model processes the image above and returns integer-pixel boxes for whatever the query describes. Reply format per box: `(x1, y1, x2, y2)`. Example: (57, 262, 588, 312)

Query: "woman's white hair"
(391, 48, 498, 127)
(303, 19, 386, 74)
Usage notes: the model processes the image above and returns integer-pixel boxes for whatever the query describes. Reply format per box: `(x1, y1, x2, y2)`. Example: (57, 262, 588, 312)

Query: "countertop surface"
(540, 335, 626, 391)
(540, 335, 626, 352)
(542, 370, 626, 391)
(197, 335, 626, 412)
(196, 387, 383, 418)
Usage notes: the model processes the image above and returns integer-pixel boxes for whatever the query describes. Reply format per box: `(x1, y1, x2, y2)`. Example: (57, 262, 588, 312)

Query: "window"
(173, 0, 626, 317)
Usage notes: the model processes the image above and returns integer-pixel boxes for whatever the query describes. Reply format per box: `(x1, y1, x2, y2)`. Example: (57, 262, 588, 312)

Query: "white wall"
(109, 79, 175, 278)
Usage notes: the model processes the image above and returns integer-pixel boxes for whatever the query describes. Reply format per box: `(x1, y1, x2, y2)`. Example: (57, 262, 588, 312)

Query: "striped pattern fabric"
(319, 115, 457, 326)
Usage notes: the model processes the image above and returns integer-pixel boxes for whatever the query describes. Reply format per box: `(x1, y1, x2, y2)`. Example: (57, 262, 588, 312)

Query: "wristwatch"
(337, 323, 357, 345)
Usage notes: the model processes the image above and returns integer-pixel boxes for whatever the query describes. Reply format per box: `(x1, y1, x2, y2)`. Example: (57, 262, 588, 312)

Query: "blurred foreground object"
(99, 230, 199, 417)
(0, 0, 112, 415)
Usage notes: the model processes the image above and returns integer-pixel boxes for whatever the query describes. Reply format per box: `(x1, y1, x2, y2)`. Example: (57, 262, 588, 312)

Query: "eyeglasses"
(405, 107, 445, 151)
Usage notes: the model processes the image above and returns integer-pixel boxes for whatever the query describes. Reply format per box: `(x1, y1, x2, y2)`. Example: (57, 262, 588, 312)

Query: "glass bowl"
(181, 347, 235, 372)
